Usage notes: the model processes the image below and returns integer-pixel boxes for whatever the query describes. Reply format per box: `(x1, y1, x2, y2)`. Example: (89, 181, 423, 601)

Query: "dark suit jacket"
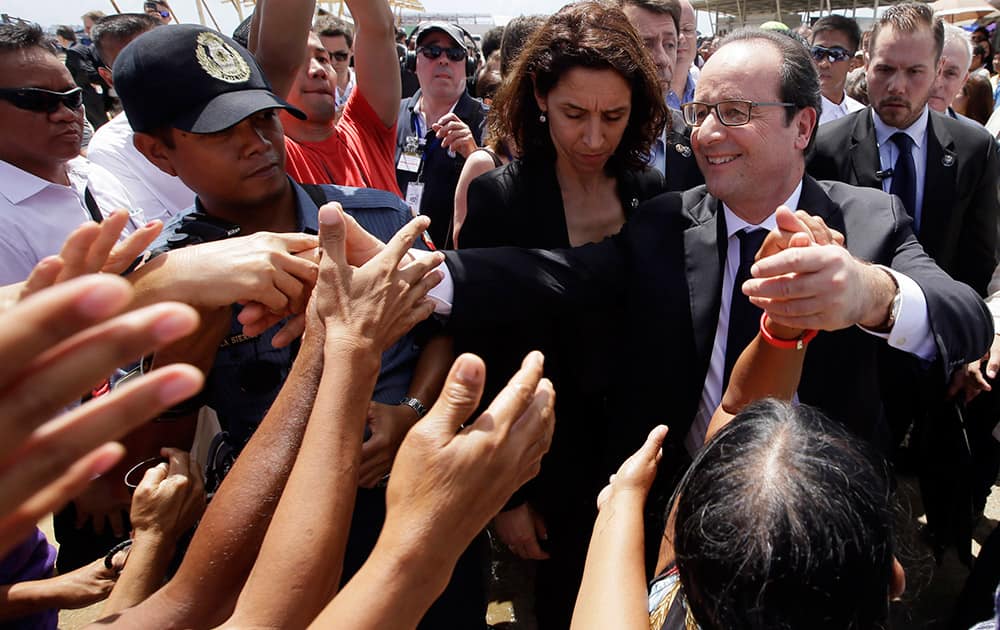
(663, 108, 704, 193)
(807, 107, 999, 296)
(444, 176, 993, 461)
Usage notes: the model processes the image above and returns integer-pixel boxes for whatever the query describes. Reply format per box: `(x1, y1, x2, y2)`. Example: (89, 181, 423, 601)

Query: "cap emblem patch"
(195, 31, 251, 83)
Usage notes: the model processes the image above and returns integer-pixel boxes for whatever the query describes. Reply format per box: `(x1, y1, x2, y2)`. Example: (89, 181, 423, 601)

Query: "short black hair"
(673, 400, 898, 630)
(91, 13, 160, 66)
(0, 22, 57, 55)
(314, 16, 354, 49)
(717, 28, 822, 151)
(56, 25, 77, 43)
(811, 14, 861, 52)
(498, 14, 545, 77)
(480, 26, 504, 60)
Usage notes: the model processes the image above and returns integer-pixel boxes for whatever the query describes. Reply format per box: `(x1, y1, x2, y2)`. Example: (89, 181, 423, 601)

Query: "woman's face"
(535, 66, 632, 176)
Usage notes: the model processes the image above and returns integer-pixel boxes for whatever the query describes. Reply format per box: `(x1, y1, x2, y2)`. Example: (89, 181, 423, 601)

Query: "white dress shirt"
(0, 156, 145, 285)
(873, 106, 929, 230)
(87, 111, 195, 223)
(819, 91, 865, 125)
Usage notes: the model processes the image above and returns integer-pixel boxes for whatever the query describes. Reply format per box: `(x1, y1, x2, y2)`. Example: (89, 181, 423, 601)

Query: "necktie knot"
(737, 227, 768, 267)
(890, 131, 914, 153)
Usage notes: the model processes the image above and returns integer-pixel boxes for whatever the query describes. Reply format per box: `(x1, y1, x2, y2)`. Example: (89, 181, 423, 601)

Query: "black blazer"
(807, 107, 1000, 296)
(444, 176, 993, 460)
(662, 108, 705, 193)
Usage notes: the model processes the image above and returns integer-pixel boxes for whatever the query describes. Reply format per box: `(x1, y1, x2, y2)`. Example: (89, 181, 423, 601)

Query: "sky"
(4, 0, 716, 34)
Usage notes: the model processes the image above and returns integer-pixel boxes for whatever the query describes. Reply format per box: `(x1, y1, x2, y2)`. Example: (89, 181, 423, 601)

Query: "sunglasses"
(0, 86, 83, 113)
(330, 50, 350, 62)
(417, 45, 467, 62)
(810, 45, 852, 64)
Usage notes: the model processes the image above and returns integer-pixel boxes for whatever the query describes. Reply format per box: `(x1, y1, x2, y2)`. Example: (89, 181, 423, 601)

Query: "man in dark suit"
(347, 26, 993, 575)
(808, 4, 1000, 554)
(807, 3, 999, 296)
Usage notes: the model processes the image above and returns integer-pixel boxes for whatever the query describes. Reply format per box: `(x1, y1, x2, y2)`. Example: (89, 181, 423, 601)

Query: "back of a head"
(498, 14, 545, 77)
(91, 13, 160, 67)
(480, 26, 504, 61)
(673, 400, 896, 630)
(56, 25, 77, 44)
(811, 14, 861, 52)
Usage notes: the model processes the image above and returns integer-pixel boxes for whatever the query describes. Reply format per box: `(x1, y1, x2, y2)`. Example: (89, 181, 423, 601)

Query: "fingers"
(0, 275, 133, 386)
(508, 377, 556, 472)
(21, 256, 65, 299)
(342, 211, 387, 266)
(318, 203, 348, 267)
(424, 354, 487, 436)
(636, 425, 669, 464)
(0, 302, 200, 454)
(56, 222, 103, 280)
(749, 244, 839, 280)
(85, 210, 132, 273)
(988, 338, 1000, 380)
(271, 313, 307, 348)
(792, 211, 838, 246)
(103, 220, 163, 274)
(0, 443, 124, 557)
(377, 214, 435, 271)
(478, 351, 545, 436)
(274, 231, 321, 254)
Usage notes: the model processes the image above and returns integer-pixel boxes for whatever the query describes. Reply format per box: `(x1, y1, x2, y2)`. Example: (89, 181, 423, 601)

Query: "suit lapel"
(683, 192, 726, 367)
(849, 110, 883, 189)
(920, 113, 957, 256)
(798, 177, 847, 237)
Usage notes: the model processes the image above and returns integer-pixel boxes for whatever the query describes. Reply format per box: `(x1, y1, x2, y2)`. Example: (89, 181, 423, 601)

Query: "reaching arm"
(347, 0, 401, 126)
(248, 0, 316, 100)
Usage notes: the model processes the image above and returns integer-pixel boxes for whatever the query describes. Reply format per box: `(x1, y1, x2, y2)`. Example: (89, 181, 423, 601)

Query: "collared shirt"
(0, 156, 144, 285)
(666, 69, 698, 110)
(87, 111, 195, 223)
(335, 67, 356, 110)
(873, 106, 929, 230)
(819, 91, 865, 125)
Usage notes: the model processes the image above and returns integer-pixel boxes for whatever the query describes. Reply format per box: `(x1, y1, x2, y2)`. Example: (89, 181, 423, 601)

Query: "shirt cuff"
(986, 295, 1000, 333)
(412, 248, 453, 316)
(858, 265, 937, 361)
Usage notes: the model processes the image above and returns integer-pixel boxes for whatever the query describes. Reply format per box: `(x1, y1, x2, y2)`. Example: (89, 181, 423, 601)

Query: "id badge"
(405, 182, 425, 214)
(397, 151, 421, 173)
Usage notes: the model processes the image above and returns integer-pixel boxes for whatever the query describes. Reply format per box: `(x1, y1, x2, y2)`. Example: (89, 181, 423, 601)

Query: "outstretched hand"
(381, 352, 555, 563)
(596, 425, 668, 511)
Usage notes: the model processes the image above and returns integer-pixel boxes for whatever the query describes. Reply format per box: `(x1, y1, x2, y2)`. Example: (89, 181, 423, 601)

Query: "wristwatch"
(399, 396, 428, 418)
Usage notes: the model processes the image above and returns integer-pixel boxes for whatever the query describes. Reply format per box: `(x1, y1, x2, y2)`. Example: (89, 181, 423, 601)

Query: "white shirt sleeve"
(412, 249, 453, 316)
(858, 265, 937, 361)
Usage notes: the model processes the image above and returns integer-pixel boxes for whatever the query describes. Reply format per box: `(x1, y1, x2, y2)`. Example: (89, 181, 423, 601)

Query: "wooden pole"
(229, 0, 244, 20)
(199, 0, 222, 30)
(195, 0, 206, 25)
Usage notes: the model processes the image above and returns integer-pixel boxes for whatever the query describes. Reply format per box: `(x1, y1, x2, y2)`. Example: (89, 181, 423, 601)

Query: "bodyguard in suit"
(346, 28, 993, 573)
(808, 2, 999, 296)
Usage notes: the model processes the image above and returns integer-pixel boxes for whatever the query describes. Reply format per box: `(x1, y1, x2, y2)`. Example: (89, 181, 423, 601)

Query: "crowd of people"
(1, 0, 1000, 628)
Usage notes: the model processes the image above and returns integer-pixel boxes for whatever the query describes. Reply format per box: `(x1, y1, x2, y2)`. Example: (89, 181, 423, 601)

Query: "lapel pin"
(675, 143, 692, 158)
(942, 154, 955, 167)
(631, 198, 639, 209)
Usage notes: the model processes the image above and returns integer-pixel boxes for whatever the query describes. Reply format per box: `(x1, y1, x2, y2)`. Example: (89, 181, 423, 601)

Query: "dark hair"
(314, 17, 354, 49)
(476, 68, 502, 101)
(91, 13, 159, 66)
(616, 0, 681, 36)
(56, 25, 77, 43)
(673, 400, 897, 630)
(498, 14, 545, 77)
(232, 14, 253, 48)
(811, 14, 861, 52)
(490, 1, 665, 172)
(869, 2, 944, 62)
(960, 72, 994, 124)
(0, 22, 57, 55)
(480, 25, 504, 61)
(973, 43, 987, 59)
(717, 28, 822, 151)
(845, 66, 869, 105)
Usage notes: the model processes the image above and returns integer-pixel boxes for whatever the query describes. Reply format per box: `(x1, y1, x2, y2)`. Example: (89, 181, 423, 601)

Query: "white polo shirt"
(87, 111, 195, 223)
(0, 156, 145, 285)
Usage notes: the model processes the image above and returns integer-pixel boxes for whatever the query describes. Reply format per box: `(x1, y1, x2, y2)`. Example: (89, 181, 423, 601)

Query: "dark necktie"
(723, 228, 768, 390)
(889, 132, 918, 228)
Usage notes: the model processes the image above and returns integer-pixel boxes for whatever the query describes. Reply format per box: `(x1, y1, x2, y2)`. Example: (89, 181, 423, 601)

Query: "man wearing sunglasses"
(0, 22, 144, 287)
(315, 18, 356, 113)
(809, 15, 865, 125)
(144, 1, 174, 25)
(396, 21, 488, 248)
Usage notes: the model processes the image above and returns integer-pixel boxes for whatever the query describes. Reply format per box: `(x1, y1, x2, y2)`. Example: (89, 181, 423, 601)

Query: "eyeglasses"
(0, 87, 83, 113)
(810, 45, 852, 64)
(330, 50, 350, 62)
(681, 99, 795, 127)
(417, 45, 468, 62)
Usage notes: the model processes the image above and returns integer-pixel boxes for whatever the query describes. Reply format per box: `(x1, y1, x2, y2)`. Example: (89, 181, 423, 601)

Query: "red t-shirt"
(284, 87, 402, 197)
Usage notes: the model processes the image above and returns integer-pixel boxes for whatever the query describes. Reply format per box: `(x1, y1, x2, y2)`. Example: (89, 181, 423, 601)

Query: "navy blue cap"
(113, 24, 305, 134)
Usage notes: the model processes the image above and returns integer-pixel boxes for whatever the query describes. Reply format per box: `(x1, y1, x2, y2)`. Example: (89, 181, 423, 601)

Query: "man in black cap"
(396, 21, 487, 248)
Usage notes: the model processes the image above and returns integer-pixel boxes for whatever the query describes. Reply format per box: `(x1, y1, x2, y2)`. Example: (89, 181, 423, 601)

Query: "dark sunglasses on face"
(331, 50, 350, 62)
(417, 45, 468, 62)
(810, 45, 852, 64)
(0, 86, 84, 113)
